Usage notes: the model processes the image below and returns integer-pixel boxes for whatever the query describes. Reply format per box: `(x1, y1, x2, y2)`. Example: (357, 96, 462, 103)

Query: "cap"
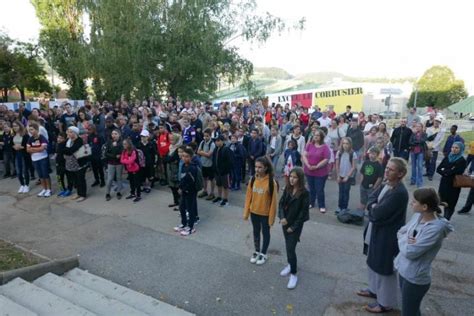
(67, 126, 80, 135)
(140, 130, 150, 137)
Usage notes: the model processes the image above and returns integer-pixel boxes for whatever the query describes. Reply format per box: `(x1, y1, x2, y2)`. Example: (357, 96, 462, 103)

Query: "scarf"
(448, 141, 465, 163)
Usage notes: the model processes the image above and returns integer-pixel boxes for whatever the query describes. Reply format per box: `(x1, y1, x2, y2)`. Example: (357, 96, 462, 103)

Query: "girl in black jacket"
(278, 166, 310, 290)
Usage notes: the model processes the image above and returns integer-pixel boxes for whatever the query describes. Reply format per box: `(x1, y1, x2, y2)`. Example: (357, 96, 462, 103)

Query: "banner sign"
(291, 93, 313, 108)
(3, 102, 40, 111)
(313, 87, 363, 113)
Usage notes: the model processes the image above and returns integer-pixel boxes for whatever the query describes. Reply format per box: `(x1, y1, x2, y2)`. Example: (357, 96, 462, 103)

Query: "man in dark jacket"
(247, 128, 265, 177)
(346, 119, 364, 157)
(137, 129, 157, 193)
(390, 119, 412, 161)
(212, 135, 233, 207)
(87, 125, 105, 187)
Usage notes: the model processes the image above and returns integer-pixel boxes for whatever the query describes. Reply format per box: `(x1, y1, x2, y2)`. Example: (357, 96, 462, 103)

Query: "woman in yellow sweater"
(244, 156, 278, 265)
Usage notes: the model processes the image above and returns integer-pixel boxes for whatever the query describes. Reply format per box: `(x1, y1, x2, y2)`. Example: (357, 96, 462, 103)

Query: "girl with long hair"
(335, 137, 357, 213)
(244, 156, 278, 266)
(121, 138, 142, 203)
(278, 167, 309, 289)
(12, 121, 30, 193)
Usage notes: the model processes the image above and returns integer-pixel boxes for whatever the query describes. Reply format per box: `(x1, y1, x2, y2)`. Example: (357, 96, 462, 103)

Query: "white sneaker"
(287, 274, 298, 289)
(250, 252, 259, 264)
(37, 189, 46, 197)
(256, 253, 267, 265)
(280, 265, 291, 277)
(43, 190, 51, 197)
(23, 186, 30, 193)
(18, 186, 25, 193)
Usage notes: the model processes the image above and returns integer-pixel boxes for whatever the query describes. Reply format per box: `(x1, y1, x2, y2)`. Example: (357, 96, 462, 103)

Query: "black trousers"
(91, 158, 105, 184)
(399, 275, 430, 316)
(129, 172, 141, 197)
(248, 158, 256, 177)
(170, 186, 180, 204)
(283, 226, 302, 274)
(180, 191, 197, 229)
(66, 170, 75, 191)
(75, 168, 87, 197)
(250, 213, 270, 254)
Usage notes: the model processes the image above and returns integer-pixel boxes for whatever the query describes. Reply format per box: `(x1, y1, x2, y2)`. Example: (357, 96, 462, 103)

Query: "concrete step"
(34, 273, 148, 316)
(65, 268, 193, 316)
(0, 294, 38, 316)
(0, 278, 96, 316)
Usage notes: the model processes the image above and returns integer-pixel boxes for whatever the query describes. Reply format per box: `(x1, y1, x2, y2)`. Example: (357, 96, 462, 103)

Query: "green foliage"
(32, 0, 303, 101)
(407, 66, 468, 109)
(0, 32, 51, 101)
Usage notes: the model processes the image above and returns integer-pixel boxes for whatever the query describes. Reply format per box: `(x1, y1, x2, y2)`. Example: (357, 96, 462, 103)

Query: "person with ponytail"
(395, 188, 453, 316)
(436, 141, 467, 220)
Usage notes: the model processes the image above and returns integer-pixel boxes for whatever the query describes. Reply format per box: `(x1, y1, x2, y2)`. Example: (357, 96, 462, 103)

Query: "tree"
(408, 66, 468, 109)
(31, 0, 88, 99)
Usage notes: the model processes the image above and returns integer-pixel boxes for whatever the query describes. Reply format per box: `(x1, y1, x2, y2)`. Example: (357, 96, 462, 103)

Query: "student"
(137, 129, 156, 193)
(181, 118, 196, 145)
(395, 188, 453, 316)
(121, 138, 142, 202)
(409, 122, 427, 188)
(335, 137, 357, 213)
(278, 167, 309, 289)
(11, 121, 30, 193)
(247, 128, 265, 177)
(229, 134, 246, 191)
(212, 135, 233, 207)
(283, 139, 302, 185)
(87, 125, 105, 187)
(197, 128, 216, 199)
(359, 146, 383, 211)
(63, 126, 89, 202)
(165, 134, 183, 210)
(156, 123, 171, 185)
(174, 147, 199, 236)
(1, 122, 16, 178)
(267, 126, 283, 168)
(104, 130, 124, 201)
(243, 156, 278, 265)
(26, 122, 51, 197)
(55, 133, 71, 197)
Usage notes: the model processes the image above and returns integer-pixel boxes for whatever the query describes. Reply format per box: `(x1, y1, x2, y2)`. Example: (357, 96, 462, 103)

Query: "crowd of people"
(0, 99, 473, 313)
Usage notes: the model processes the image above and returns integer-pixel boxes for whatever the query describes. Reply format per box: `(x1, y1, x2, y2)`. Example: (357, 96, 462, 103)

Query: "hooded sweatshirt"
(394, 213, 453, 285)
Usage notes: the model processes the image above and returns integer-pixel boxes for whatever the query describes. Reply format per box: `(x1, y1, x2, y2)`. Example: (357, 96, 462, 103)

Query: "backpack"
(337, 209, 364, 225)
(135, 149, 146, 168)
(337, 151, 357, 185)
(250, 175, 279, 197)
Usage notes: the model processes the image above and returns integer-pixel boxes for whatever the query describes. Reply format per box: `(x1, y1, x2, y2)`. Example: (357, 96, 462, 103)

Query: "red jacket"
(157, 132, 171, 157)
(120, 150, 140, 173)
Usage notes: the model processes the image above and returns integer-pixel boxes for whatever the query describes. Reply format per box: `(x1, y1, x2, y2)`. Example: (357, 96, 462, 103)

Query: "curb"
(0, 256, 80, 285)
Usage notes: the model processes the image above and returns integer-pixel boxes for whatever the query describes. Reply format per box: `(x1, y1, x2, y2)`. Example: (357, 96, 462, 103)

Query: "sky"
(1, 0, 473, 95)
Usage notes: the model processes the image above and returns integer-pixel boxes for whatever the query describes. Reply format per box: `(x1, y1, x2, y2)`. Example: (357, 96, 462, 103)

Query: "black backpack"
(337, 209, 364, 225)
(249, 175, 278, 197)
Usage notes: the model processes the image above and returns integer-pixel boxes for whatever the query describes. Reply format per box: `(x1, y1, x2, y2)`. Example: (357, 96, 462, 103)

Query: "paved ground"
(0, 166, 473, 315)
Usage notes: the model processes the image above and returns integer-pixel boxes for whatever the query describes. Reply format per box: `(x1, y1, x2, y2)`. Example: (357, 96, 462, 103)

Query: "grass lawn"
(0, 240, 42, 272)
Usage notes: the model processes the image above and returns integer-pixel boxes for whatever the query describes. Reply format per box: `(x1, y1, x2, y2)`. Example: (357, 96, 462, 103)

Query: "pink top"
(304, 143, 331, 177)
(120, 150, 140, 173)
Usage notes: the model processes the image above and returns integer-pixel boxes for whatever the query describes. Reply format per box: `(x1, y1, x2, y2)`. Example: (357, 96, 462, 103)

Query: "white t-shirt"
(317, 117, 331, 128)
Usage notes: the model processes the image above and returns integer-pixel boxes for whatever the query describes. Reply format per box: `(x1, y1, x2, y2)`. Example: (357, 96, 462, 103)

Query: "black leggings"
(129, 172, 141, 197)
(283, 226, 302, 274)
(250, 213, 270, 255)
(399, 275, 431, 316)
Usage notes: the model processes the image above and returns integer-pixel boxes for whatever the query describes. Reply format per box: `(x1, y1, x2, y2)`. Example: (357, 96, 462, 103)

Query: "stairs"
(0, 268, 193, 316)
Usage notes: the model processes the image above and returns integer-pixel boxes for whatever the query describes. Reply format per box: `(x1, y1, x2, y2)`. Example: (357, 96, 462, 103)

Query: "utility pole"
(49, 56, 56, 100)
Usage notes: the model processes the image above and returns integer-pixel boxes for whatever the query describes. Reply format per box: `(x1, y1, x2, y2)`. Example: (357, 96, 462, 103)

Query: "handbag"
(73, 144, 92, 159)
(453, 175, 474, 188)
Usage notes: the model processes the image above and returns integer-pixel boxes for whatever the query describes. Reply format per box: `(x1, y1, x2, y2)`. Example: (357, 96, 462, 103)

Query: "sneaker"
(168, 203, 179, 207)
(256, 254, 267, 265)
(116, 192, 122, 200)
(173, 224, 186, 232)
(194, 217, 200, 225)
(18, 186, 25, 194)
(205, 194, 215, 201)
(106, 194, 112, 201)
(22, 186, 30, 193)
(91, 181, 100, 187)
(320, 208, 326, 213)
(43, 190, 52, 197)
(219, 199, 228, 207)
(37, 189, 46, 197)
(76, 197, 86, 202)
(280, 265, 291, 277)
(125, 194, 136, 200)
(180, 227, 196, 236)
(287, 274, 298, 289)
(62, 190, 72, 197)
(57, 190, 66, 197)
(70, 194, 80, 200)
(143, 188, 151, 194)
(250, 252, 260, 264)
(198, 191, 208, 198)
(212, 197, 222, 204)
(133, 196, 142, 203)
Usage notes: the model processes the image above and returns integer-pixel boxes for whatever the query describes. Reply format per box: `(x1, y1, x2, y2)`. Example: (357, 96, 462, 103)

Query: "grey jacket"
(266, 135, 282, 158)
(394, 213, 453, 285)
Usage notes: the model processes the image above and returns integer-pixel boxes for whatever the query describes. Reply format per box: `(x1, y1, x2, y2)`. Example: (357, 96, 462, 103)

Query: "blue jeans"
(15, 153, 30, 186)
(410, 152, 424, 187)
(394, 149, 409, 162)
(427, 151, 438, 178)
(32, 157, 50, 180)
(306, 175, 327, 208)
(338, 179, 351, 209)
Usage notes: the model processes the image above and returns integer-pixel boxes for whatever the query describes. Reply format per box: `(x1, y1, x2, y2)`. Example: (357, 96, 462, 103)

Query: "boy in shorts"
(197, 128, 216, 200)
(212, 135, 232, 207)
(359, 146, 383, 210)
